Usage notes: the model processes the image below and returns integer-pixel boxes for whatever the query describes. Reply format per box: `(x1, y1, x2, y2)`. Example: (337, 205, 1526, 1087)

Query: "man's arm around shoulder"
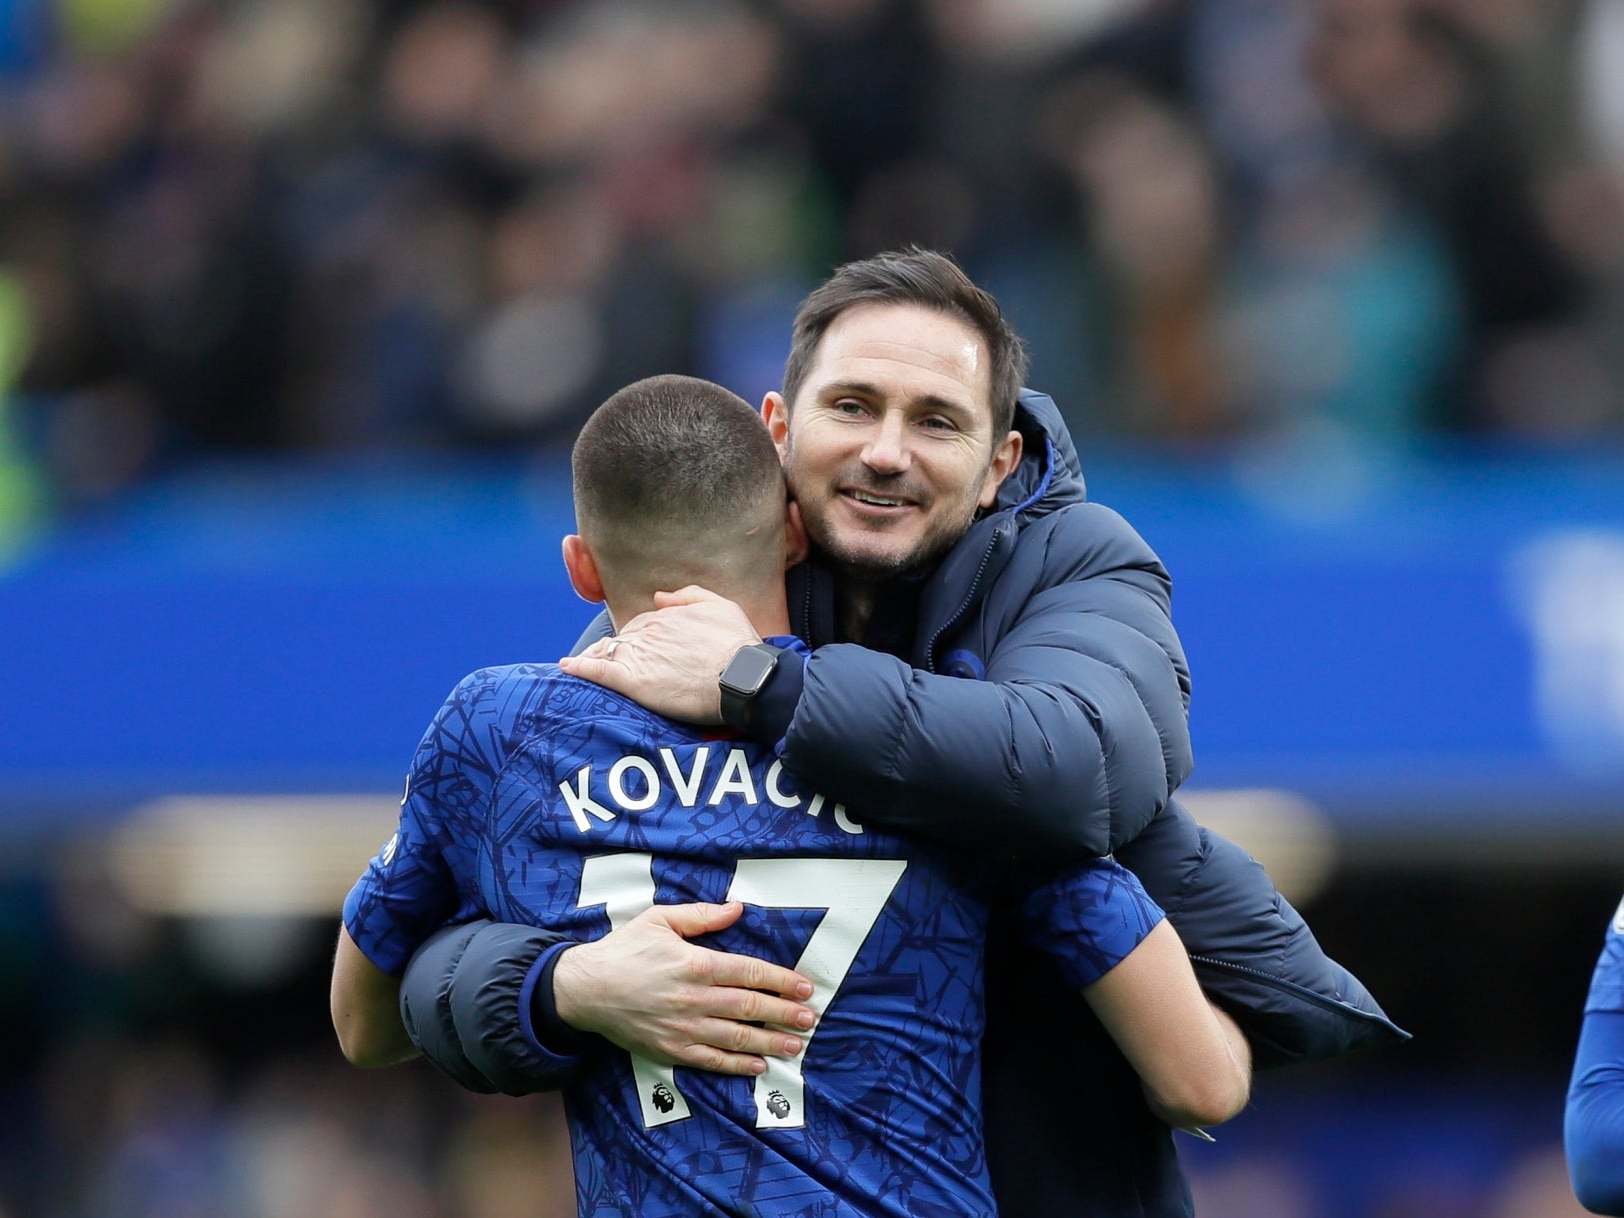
(775, 504, 1193, 857)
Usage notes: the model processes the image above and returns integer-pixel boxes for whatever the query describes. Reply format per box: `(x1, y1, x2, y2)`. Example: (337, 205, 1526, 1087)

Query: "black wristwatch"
(719, 643, 781, 730)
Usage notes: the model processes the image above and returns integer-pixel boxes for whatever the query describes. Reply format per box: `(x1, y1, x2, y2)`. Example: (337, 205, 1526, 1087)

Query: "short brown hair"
(781, 247, 1029, 438)
(571, 374, 785, 587)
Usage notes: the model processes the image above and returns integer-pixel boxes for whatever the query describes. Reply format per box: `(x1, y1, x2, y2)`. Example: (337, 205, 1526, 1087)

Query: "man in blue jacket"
(359, 250, 1404, 1217)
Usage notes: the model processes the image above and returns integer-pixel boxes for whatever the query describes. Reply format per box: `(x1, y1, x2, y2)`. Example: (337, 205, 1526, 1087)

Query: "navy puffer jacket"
(758, 388, 1192, 859)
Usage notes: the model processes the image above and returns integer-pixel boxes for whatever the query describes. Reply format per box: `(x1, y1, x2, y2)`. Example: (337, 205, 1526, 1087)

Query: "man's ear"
(763, 392, 791, 462)
(784, 500, 809, 569)
(978, 430, 1025, 509)
(561, 534, 605, 604)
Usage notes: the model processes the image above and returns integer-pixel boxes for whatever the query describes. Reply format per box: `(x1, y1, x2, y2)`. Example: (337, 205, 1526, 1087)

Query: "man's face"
(766, 301, 1022, 581)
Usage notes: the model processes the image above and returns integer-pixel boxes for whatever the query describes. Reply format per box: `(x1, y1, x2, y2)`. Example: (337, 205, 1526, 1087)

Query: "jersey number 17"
(576, 852, 907, 1130)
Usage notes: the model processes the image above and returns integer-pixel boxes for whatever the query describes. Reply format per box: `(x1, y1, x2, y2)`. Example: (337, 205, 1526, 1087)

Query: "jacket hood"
(992, 389, 1087, 519)
(907, 390, 1089, 666)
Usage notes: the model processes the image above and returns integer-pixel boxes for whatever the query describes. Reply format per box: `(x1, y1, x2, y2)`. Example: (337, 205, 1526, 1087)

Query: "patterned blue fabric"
(346, 644, 1163, 1218)
(1567, 897, 1624, 1216)
(1585, 896, 1624, 1016)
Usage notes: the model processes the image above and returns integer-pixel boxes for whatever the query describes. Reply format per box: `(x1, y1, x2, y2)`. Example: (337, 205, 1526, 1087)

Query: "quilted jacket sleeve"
(398, 919, 598, 1096)
(1116, 799, 1410, 1069)
(780, 504, 1192, 858)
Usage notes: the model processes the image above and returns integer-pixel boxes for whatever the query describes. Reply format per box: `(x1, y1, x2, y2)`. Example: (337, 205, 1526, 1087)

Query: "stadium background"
(1, 0, 1622, 1214)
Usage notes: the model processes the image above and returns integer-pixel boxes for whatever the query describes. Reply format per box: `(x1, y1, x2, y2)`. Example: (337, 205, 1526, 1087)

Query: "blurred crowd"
(1, 1032, 1592, 1218)
(18, 1035, 578, 1218)
(2, 0, 1624, 533)
(2, 0, 1623, 510)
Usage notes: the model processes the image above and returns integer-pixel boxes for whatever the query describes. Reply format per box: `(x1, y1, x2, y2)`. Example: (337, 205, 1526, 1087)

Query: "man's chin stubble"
(810, 523, 959, 585)
(787, 457, 975, 584)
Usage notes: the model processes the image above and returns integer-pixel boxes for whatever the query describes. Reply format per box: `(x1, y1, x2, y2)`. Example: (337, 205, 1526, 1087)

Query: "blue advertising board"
(2, 446, 1621, 832)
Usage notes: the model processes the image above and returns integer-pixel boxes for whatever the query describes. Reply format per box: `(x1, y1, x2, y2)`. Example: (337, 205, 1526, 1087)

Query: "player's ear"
(763, 392, 790, 463)
(977, 429, 1024, 509)
(784, 500, 808, 569)
(561, 535, 605, 604)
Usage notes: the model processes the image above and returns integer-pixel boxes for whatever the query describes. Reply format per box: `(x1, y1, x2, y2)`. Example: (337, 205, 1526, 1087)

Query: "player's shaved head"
(570, 375, 788, 609)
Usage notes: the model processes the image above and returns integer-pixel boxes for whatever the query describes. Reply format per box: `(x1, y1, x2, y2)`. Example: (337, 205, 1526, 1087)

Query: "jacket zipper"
(801, 567, 815, 642)
(1189, 955, 1406, 1030)
(923, 533, 1000, 673)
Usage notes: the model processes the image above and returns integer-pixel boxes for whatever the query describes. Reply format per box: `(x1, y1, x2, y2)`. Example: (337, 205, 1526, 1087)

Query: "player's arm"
(1083, 920, 1252, 1128)
(332, 924, 418, 1067)
(1569, 1012, 1624, 1215)
(1566, 901, 1624, 1216)
(330, 669, 516, 1070)
(1022, 858, 1250, 1130)
(562, 503, 1191, 860)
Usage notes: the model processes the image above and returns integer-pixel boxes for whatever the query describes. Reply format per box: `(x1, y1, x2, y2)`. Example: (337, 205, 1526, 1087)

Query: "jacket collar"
(994, 388, 1086, 516)
(909, 390, 1086, 665)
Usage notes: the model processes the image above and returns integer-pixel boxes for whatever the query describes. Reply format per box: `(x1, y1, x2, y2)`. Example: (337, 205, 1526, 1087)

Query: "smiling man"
(379, 250, 1405, 1218)
(773, 298, 1025, 619)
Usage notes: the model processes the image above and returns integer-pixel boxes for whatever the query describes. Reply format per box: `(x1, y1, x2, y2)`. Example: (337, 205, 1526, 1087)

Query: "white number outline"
(576, 853, 907, 1130)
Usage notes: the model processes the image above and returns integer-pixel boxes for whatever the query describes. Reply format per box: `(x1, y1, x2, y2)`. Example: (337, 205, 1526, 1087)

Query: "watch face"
(723, 645, 778, 695)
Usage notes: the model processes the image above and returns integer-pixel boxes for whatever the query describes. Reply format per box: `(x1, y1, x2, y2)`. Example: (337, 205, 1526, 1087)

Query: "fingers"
(654, 585, 723, 608)
(672, 1045, 770, 1077)
(662, 1013, 806, 1076)
(695, 945, 814, 1000)
(690, 1017, 805, 1060)
(555, 654, 627, 691)
(704, 985, 818, 1031)
(650, 906, 815, 1002)
(576, 637, 616, 661)
(613, 607, 664, 636)
(654, 900, 746, 938)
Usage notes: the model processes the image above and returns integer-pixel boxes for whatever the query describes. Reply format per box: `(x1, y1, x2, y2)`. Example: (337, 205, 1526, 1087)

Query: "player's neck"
(733, 587, 792, 638)
(605, 586, 791, 639)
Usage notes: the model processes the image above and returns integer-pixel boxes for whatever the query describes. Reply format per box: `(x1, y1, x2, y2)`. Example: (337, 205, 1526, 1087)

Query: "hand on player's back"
(552, 899, 817, 1077)
(559, 586, 761, 724)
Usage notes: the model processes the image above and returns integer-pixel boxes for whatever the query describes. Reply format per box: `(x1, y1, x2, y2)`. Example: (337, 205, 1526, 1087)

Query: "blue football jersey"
(346, 645, 1164, 1218)
(1588, 894, 1624, 1015)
